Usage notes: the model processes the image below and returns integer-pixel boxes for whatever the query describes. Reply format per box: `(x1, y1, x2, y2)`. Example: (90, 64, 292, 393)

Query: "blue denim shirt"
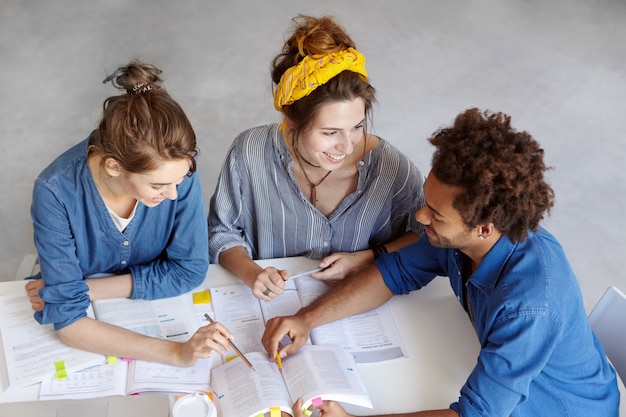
(376, 228, 619, 417)
(31, 137, 209, 330)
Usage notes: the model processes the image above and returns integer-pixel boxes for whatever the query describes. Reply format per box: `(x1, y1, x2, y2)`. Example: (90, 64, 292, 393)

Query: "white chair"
(588, 286, 626, 385)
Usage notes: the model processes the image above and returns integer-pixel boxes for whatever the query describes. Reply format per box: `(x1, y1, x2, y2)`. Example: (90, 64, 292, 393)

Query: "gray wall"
(1, 0, 625, 312)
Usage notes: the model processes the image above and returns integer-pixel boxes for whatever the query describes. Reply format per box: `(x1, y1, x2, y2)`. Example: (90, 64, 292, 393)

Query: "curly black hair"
(429, 108, 555, 242)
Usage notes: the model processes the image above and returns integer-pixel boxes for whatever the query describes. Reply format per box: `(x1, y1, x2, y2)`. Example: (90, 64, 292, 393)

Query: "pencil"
(275, 352, 283, 373)
(204, 313, 255, 372)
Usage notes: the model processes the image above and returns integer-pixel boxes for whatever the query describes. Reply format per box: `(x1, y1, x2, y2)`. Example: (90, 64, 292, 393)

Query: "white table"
(2, 256, 624, 415)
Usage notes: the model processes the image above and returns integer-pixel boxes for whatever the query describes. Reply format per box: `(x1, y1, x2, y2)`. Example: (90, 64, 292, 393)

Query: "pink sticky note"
(312, 397, 323, 407)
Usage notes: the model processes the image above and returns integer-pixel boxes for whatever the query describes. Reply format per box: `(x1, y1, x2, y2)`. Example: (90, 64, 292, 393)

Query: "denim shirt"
(376, 228, 619, 417)
(31, 137, 209, 330)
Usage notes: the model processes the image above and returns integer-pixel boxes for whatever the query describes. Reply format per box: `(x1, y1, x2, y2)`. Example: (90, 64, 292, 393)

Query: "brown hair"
(271, 15, 376, 142)
(91, 60, 197, 175)
(429, 108, 555, 242)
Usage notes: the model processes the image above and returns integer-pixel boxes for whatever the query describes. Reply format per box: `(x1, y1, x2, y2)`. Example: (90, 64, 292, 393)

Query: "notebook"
(0, 394, 170, 417)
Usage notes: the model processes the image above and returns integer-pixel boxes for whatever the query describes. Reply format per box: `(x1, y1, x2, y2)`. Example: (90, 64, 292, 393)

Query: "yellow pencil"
(276, 352, 283, 373)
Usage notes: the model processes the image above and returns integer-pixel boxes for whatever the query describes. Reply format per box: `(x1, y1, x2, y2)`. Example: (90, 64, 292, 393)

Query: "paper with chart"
(211, 275, 407, 363)
(0, 282, 105, 389)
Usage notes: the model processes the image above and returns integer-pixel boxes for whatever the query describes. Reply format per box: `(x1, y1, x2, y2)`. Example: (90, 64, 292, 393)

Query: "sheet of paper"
(126, 358, 213, 394)
(0, 287, 105, 389)
(39, 362, 127, 399)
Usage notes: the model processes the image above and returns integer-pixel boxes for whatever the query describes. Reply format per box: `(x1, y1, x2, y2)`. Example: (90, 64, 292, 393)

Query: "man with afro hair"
(263, 108, 619, 417)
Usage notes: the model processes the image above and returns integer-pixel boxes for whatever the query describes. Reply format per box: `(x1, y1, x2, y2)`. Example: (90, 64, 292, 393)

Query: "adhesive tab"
(193, 289, 211, 304)
(54, 361, 67, 380)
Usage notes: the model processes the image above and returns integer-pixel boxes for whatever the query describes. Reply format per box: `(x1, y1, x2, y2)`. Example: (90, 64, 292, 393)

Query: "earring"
(479, 235, 485, 240)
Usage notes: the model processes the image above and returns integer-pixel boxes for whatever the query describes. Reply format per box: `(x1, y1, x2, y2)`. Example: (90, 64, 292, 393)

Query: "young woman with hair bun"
(26, 60, 232, 367)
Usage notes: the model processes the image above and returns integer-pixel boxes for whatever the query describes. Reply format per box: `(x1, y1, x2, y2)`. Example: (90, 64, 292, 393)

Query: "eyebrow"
(426, 202, 445, 218)
(320, 118, 366, 131)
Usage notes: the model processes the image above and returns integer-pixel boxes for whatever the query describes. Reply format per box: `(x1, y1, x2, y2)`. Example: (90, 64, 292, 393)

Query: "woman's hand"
(24, 279, 44, 311)
(178, 321, 233, 366)
(251, 267, 289, 300)
(309, 250, 373, 285)
(291, 398, 353, 417)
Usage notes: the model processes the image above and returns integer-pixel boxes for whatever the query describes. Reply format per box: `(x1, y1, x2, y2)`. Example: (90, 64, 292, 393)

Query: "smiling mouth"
(324, 152, 345, 161)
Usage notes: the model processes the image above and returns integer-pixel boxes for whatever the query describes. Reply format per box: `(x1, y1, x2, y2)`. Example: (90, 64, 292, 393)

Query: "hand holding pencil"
(204, 313, 256, 371)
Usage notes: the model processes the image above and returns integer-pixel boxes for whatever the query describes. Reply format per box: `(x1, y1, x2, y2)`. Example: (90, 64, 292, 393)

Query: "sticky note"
(312, 397, 323, 407)
(225, 355, 238, 363)
(107, 355, 118, 364)
(303, 409, 312, 416)
(54, 361, 67, 380)
(270, 407, 281, 417)
(193, 289, 211, 304)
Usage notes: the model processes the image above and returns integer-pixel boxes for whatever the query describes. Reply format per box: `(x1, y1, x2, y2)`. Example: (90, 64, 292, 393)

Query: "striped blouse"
(208, 123, 424, 263)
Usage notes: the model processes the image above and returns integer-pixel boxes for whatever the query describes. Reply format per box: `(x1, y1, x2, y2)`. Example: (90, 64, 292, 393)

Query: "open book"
(211, 275, 407, 363)
(211, 345, 373, 417)
(38, 357, 213, 399)
(35, 294, 215, 399)
(0, 281, 211, 396)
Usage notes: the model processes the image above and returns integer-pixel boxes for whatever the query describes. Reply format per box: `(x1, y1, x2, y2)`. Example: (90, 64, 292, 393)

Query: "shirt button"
(358, 160, 364, 166)
(123, 241, 129, 246)
(121, 260, 127, 265)
(323, 242, 329, 247)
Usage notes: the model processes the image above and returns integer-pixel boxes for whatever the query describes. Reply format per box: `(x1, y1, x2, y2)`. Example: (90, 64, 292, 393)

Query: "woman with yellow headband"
(208, 15, 425, 300)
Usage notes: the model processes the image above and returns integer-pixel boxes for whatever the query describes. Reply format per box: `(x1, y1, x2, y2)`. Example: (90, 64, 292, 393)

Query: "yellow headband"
(273, 47, 368, 112)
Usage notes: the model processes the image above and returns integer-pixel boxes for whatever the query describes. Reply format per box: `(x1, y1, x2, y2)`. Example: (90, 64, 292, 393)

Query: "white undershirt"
(106, 202, 137, 232)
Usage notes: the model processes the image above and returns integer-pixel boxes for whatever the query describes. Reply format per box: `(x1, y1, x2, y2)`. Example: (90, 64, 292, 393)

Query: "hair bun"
(103, 60, 163, 94)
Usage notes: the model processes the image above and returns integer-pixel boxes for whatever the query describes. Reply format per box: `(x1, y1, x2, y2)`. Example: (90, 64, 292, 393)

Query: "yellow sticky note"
(54, 361, 67, 380)
(270, 407, 281, 417)
(107, 355, 118, 364)
(303, 409, 313, 416)
(193, 289, 211, 304)
(225, 355, 238, 363)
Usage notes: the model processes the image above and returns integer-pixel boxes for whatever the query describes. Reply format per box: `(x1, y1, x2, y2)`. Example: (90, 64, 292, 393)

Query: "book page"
(211, 352, 292, 417)
(282, 345, 373, 411)
(258, 279, 302, 320)
(210, 285, 266, 355)
(0, 285, 105, 388)
(91, 293, 199, 342)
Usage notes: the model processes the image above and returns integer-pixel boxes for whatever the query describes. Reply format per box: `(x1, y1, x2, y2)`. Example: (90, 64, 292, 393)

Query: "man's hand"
(262, 314, 311, 359)
(24, 279, 44, 311)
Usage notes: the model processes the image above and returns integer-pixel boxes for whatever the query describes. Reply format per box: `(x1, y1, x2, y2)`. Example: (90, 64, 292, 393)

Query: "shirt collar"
(469, 233, 521, 295)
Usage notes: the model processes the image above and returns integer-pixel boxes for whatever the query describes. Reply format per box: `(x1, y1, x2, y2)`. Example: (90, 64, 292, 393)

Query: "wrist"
(370, 242, 388, 260)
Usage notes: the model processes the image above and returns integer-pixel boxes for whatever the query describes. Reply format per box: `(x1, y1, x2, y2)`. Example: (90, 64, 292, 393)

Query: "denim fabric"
(31, 137, 209, 330)
(376, 228, 619, 417)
